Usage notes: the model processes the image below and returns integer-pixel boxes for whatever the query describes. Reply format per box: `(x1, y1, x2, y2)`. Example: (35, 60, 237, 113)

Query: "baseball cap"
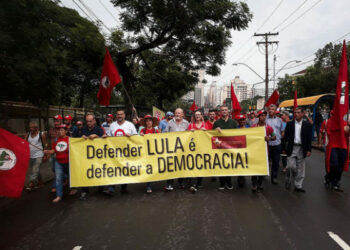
(54, 115, 63, 120)
(107, 114, 114, 118)
(235, 114, 246, 120)
(64, 115, 73, 120)
(166, 112, 174, 117)
(257, 110, 267, 117)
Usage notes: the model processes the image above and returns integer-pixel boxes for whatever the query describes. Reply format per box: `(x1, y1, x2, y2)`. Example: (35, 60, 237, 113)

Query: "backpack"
(26, 131, 45, 149)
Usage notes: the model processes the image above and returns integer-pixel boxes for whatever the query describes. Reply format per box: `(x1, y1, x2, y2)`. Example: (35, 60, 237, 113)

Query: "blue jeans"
(269, 144, 281, 179)
(54, 161, 69, 197)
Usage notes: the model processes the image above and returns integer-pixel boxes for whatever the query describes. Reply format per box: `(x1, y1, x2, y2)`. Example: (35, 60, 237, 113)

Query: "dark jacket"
(282, 120, 312, 158)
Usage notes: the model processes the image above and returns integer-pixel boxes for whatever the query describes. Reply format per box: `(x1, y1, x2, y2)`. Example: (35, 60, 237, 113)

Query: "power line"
(256, 0, 285, 32)
(221, 0, 286, 72)
(77, 0, 113, 33)
(272, 0, 308, 31)
(278, 0, 323, 32)
(98, 0, 118, 23)
(71, 0, 95, 22)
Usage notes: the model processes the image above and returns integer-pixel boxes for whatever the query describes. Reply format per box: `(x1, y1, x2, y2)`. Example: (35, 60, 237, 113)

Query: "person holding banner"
(213, 105, 238, 190)
(164, 108, 189, 191)
(139, 115, 160, 193)
(251, 110, 276, 192)
(188, 110, 208, 192)
(44, 124, 76, 203)
(106, 109, 138, 194)
(205, 109, 217, 130)
(78, 114, 105, 200)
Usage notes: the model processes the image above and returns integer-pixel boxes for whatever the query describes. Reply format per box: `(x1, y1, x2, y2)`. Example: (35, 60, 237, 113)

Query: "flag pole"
(119, 76, 138, 118)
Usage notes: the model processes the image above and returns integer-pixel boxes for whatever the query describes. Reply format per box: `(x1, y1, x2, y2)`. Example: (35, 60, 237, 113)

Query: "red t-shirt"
(252, 124, 274, 137)
(188, 122, 208, 130)
(141, 128, 159, 134)
(205, 120, 215, 130)
(52, 136, 69, 164)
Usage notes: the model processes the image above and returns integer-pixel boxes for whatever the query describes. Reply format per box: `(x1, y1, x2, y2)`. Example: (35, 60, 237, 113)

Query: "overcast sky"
(61, 0, 350, 93)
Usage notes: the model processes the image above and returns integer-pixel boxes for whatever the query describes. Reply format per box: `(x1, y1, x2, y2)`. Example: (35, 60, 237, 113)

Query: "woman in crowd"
(139, 115, 160, 193)
(44, 124, 77, 203)
(188, 110, 208, 192)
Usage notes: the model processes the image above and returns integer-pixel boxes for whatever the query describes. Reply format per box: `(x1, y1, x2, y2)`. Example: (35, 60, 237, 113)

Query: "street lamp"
(232, 63, 265, 81)
(272, 60, 301, 89)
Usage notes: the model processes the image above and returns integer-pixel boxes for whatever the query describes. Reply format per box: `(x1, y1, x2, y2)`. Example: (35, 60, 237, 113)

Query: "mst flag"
(190, 101, 198, 112)
(326, 40, 349, 172)
(0, 128, 30, 198)
(97, 48, 121, 106)
(231, 83, 241, 116)
(265, 90, 279, 107)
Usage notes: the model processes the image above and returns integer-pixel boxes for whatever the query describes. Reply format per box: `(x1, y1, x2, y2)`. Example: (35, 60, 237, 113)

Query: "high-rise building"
(181, 69, 205, 106)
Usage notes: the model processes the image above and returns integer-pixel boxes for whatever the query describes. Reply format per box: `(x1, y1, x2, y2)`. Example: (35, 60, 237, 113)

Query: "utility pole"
(254, 32, 278, 101)
(273, 54, 276, 90)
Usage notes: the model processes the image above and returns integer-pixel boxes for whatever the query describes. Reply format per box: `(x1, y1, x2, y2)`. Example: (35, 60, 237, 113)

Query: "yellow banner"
(152, 106, 165, 120)
(69, 127, 269, 187)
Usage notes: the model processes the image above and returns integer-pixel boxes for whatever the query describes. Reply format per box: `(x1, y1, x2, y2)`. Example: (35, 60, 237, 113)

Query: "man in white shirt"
(106, 109, 137, 195)
(282, 107, 312, 192)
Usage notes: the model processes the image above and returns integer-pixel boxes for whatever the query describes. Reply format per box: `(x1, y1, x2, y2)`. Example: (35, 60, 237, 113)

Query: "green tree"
(108, 0, 252, 110)
(277, 42, 350, 101)
(0, 0, 105, 107)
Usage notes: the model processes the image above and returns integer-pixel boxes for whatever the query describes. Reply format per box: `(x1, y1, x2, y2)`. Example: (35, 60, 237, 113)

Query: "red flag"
(97, 48, 122, 106)
(292, 90, 298, 119)
(293, 90, 298, 112)
(265, 90, 279, 107)
(0, 129, 30, 198)
(326, 40, 349, 172)
(231, 83, 241, 116)
(190, 101, 198, 112)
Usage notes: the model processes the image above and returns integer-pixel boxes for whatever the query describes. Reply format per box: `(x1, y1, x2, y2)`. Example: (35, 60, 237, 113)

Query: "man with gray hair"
(25, 121, 47, 191)
(163, 108, 189, 190)
(266, 104, 285, 184)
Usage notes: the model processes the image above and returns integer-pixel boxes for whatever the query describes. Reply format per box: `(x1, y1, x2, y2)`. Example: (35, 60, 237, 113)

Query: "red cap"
(107, 114, 114, 118)
(257, 110, 267, 116)
(54, 115, 62, 120)
(64, 115, 73, 120)
(144, 115, 153, 120)
(276, 110, 280, 114)
(235, 114, 246, 120)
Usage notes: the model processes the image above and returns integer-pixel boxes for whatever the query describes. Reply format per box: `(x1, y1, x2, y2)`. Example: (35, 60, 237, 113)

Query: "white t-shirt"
(28, 132, 44, 158)
(108, 121, 137, 137)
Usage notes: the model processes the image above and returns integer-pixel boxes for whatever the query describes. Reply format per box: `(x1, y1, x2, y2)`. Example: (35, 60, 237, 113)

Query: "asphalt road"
(0, 150, 349, 250)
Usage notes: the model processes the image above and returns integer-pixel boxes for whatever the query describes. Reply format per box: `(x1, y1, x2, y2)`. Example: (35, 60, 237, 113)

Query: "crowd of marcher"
(24, 104, 349, 203)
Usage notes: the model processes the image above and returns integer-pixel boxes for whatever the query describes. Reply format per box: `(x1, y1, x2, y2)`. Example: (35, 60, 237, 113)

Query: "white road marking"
(328, 232, 350, 250)
(72, 246, 83, 250)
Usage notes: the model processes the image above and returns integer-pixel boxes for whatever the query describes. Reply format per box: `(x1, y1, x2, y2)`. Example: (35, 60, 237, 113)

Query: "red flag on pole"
(190, 101, 198, 112)
(292, 90, 298, 119)
(325, 40, 349, 172)
(0, 128, 30, 198)
(293, 90, 298, 112)
(231, 83, 241, 116)
(97, 48, 122, 106)
(265, 90, 280, 107)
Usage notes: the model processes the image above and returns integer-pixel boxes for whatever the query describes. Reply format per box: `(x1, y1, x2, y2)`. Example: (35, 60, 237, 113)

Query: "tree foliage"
(277, 42, 350, 101)
(109, 0, 252, 110)
(0, 0, 105, 107)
